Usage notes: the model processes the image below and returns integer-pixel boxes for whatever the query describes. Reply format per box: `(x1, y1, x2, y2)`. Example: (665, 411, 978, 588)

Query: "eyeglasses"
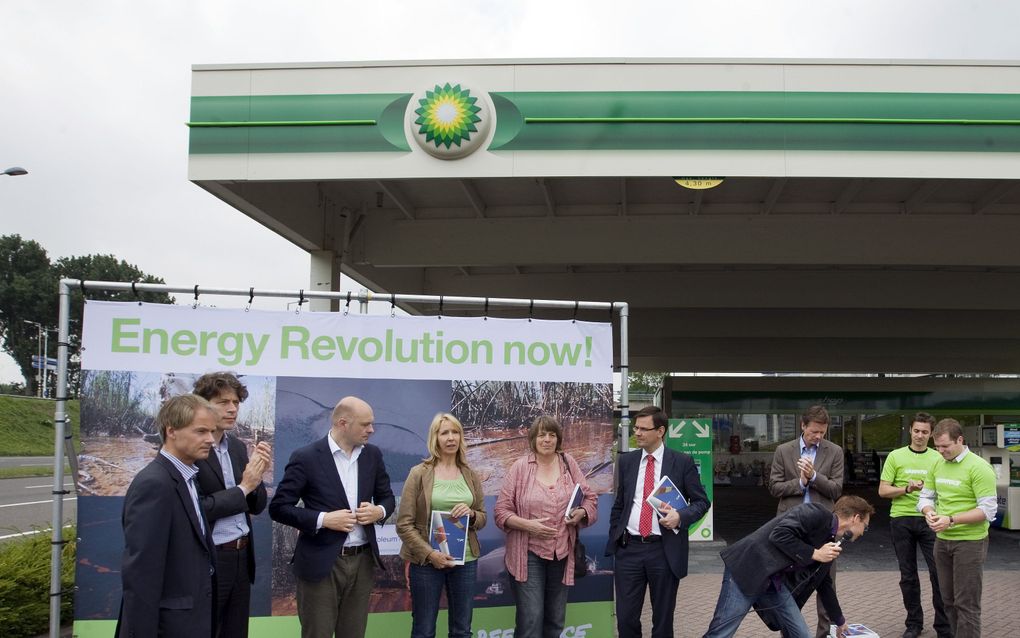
(632, 426, 659, 433)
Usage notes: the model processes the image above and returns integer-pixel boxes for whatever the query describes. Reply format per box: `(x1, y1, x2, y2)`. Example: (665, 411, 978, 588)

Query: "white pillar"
(309, 250, 339, 312)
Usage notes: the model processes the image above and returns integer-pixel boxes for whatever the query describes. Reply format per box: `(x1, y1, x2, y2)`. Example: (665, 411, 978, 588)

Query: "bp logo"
(409, 83, 491, 159)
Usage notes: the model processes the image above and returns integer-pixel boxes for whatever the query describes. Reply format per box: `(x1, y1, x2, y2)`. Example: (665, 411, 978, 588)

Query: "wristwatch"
(948, 516, 955, 528)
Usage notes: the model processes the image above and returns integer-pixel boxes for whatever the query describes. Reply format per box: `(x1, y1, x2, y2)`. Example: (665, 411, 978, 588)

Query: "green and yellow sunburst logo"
(414, 83, 482, 150)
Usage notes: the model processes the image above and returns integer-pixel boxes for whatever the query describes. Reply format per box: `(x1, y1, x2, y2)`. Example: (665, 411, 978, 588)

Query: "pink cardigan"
(494, 451, 598, 585)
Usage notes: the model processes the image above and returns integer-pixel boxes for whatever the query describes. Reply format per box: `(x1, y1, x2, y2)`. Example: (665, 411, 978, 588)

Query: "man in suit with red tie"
(605, 405, 711, 638)
(118, 394, 218, 638)
(193, 373, 271, 638)
(269, 396, 395, 638)
(769, 404, 844, 638)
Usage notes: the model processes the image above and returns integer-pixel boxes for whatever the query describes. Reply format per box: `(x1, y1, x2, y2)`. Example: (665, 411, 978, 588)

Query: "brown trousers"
(934, 536, 988, 638)
(295, 550, 376, 638)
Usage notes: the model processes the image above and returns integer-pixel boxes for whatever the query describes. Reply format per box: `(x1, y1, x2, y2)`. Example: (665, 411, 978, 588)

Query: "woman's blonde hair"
(425, 412, 468, 467)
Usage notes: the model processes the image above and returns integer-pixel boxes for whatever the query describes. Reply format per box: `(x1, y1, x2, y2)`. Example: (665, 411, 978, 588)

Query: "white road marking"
(0, 497, 76, 509)
(0, 525, 74, 541)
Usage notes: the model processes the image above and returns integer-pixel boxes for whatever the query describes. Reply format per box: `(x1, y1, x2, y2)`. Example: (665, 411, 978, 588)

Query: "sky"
(2, 0, 1018, 384)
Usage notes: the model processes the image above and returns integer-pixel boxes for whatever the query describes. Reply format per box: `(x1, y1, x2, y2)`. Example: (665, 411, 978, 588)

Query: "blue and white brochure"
(839, 623, 879, 637)
(564, 483, 584, 520)
(645, 475, 688, 534)
(429, 510, 469, 565)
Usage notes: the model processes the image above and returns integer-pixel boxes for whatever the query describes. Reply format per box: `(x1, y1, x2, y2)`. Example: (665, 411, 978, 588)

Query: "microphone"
(834, 531, 853, 547)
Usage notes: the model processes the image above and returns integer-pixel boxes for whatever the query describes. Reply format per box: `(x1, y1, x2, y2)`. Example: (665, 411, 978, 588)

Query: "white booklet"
(645, 475, 688, 534)
(564, 483, 584, 520)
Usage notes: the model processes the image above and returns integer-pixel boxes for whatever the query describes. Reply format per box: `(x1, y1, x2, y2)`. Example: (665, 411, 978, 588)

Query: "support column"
(309, 250, 339, 312)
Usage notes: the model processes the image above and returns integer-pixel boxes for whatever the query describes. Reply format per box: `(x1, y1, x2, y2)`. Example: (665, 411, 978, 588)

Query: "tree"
(0, 235, 173, 396)
(55, 255, 174, 393)
(628, 371, 667, 395)
(0, 235, 58, 395)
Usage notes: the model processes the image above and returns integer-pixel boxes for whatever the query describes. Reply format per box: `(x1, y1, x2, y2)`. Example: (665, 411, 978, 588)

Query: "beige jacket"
(396, 462, 487, 565)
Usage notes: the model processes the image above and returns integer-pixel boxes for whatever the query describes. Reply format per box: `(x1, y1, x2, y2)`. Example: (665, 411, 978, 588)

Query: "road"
(0, 455, 59, 469)
(0, 474, 77, 542)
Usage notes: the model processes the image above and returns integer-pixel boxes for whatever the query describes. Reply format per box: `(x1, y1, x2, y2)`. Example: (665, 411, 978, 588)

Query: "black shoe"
(902, 629, 921, 638)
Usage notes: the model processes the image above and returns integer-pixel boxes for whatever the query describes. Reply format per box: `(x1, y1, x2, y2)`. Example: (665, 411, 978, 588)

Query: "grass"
(0, 395, 80, 456)
(0, 525, 75, 638)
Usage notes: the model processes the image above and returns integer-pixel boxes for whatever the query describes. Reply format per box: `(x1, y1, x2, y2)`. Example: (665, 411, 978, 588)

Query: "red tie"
(639, 454, 655, 537)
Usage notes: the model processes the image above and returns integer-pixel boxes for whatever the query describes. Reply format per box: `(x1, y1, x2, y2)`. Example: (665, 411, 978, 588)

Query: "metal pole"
(619, 303, 630, 453)
(43, 328, 49, 399)
(49, 281, 71, 637)
(36, 322, 43, 397)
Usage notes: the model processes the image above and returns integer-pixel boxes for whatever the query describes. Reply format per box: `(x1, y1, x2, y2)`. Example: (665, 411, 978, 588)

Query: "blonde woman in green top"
(917, 418, 997, 638)
(397, 413, 486, 638)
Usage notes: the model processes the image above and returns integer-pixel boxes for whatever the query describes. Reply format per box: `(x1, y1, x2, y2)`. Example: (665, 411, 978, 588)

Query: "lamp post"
(23, 320, 44, 397)
(2, 166, 28, 177)
(23, 320, 57, 398)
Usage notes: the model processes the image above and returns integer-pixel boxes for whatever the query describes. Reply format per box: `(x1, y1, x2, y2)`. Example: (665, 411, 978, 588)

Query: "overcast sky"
(2, 0, 1018, 383)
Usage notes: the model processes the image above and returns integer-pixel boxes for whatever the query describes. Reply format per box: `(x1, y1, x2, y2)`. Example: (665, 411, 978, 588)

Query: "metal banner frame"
(48, 278, 630, 637)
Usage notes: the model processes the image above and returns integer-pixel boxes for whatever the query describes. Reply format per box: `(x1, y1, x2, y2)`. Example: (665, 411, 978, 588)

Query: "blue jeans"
(702, 568, 811, 638)
(409, 559, 478, 638)
(510, 552, 569, 638)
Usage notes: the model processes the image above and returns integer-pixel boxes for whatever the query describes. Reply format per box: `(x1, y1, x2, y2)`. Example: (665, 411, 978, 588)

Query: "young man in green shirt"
(917, 418, 998, 638)
(878, 412, 949, 638)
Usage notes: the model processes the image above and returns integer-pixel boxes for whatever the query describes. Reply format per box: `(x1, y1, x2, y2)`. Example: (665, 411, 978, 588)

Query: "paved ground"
(638, 570, 1019, 637)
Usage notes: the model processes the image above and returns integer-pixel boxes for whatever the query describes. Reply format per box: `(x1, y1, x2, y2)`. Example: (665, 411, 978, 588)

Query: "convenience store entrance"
(662, 375, 1020, 532)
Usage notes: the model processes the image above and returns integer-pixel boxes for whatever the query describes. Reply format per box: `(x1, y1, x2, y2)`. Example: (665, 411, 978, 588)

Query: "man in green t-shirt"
(917, 418, 998, 638)
(878, 412, 949, 638)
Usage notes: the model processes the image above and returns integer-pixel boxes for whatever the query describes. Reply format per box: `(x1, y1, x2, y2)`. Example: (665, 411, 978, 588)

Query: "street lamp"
(2, 166, 28, 177)
(23, 319, 56, 398)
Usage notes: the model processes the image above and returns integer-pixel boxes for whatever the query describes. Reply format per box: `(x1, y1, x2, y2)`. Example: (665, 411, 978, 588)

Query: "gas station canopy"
(189, 58, 1020, 374)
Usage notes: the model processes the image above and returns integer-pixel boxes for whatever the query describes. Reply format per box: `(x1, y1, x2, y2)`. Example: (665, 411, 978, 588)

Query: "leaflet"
(837, 623, 879, 637)
(429, 510, 469, 565)
(645, 475, 688, 534)
(564, 483, 584, 520)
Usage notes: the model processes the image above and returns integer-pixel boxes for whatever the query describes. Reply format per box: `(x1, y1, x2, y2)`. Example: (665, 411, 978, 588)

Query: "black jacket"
(195, 434, 268, 582)
(719, 502, 843, 626)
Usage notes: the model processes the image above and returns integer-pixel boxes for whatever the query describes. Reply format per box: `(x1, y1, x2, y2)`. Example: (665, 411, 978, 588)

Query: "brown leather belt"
(215, 535, 249, 551)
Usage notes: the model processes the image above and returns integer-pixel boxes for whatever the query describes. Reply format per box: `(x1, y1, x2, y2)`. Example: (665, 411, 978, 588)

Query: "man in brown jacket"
(769, 404, 844, 638)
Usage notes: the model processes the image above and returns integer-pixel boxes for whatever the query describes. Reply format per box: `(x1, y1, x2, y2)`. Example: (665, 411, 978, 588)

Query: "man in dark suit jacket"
(769, 404, 844, 638)
(604, 405, 711, 638)
(269, 396, 395, 638)
(194, 373, 271, 638)
(118, 394, 218, 638)
(701, 495, 874, 638)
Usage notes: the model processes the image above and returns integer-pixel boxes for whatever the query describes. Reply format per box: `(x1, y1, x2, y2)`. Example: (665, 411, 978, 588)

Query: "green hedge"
(0, 527, 75, 638)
